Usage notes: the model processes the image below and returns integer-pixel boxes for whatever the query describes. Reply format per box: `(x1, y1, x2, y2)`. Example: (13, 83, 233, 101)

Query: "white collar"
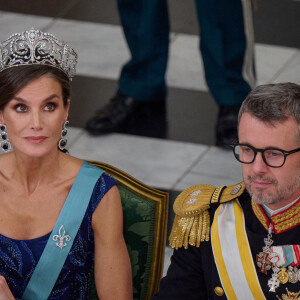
(262, 196, 300, 217)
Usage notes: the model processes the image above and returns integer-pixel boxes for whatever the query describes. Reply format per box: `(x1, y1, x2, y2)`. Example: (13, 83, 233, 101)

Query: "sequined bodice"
(0, 173, 116, 299)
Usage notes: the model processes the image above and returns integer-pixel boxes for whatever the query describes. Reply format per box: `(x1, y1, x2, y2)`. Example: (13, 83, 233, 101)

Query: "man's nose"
(252, 152, 269, 173)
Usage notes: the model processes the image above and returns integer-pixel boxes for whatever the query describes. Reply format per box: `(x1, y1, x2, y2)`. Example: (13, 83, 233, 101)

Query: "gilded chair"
(88, 161, 169, 300)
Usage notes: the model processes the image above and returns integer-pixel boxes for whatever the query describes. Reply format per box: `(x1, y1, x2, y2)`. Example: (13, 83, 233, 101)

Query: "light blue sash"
(23, 161, 104, 300)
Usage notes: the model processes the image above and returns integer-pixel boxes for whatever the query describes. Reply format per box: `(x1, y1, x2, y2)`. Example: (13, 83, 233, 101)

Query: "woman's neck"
(10, 150, 66, 195)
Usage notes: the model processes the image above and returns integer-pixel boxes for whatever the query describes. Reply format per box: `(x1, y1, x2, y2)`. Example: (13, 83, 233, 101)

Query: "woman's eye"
(44, 103, 56, 111)
(15, 104, 28, 112)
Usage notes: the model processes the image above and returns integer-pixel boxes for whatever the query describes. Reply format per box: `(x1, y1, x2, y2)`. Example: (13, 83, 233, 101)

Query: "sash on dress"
(22, 161, 104, 300)
(211, 199, 266, 300)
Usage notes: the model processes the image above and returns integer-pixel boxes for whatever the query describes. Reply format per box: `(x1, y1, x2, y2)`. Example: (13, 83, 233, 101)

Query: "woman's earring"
(0, 124, 12, 152)
(58, 121, 69, 151)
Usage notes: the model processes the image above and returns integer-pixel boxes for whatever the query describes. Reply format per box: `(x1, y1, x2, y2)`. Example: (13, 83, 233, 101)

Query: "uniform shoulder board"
(169, 182, 245, 249)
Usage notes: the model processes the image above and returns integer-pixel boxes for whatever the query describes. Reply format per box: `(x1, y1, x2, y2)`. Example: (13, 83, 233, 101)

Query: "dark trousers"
(117, 0, 255, 106)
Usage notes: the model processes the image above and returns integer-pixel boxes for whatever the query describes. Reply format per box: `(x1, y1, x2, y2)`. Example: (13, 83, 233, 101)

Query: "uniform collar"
(262, 196, 300, 217)
(251, 197, 300, 234)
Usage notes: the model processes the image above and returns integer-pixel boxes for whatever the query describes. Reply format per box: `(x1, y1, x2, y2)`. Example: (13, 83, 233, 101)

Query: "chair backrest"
(88, 161, 169, 300)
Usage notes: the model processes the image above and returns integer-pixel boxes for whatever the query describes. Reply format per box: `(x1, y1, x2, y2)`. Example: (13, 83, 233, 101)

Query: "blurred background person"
(86, 0, 256, 147)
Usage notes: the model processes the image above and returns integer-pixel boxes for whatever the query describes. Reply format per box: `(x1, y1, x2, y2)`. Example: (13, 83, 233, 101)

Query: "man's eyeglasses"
(230, 144, 300, 168)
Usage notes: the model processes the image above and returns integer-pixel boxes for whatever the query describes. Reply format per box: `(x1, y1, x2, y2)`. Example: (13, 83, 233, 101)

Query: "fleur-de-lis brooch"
(52, 225, 71, 249)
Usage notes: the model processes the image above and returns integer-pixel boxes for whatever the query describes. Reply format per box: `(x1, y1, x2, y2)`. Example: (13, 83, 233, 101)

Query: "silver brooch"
(52, 225, 71, 249)
(230, 184, 242, 195)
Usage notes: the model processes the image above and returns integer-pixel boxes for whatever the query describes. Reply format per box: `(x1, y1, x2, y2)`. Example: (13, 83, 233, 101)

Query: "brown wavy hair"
(0, 65, 70, 111)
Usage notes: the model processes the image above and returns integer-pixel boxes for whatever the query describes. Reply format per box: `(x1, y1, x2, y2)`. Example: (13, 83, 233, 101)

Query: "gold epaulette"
(169, 182, 245, 250)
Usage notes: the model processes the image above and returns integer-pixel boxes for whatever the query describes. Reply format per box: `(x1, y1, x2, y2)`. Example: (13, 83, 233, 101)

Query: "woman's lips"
(25, 136, 47, 144)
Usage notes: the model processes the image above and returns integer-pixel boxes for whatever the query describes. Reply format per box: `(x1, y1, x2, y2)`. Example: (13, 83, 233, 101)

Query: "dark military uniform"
(152, 183, 300, 299)
(117, 0, 255, 105)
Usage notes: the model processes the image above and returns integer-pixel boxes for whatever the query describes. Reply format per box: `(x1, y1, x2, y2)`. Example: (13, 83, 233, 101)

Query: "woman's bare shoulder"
(60, 154, 83, 171)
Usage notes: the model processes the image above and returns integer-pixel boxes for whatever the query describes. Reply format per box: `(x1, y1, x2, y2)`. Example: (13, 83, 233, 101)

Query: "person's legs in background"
(86, 0, 169, 138)
(195, 0, 256, 147)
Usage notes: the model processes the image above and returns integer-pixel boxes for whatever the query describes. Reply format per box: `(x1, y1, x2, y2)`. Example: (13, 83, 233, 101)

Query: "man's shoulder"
(169, 182, 245, 250)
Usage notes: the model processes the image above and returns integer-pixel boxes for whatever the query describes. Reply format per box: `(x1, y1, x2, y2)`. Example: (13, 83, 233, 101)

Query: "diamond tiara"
(0, 28, 78, 80)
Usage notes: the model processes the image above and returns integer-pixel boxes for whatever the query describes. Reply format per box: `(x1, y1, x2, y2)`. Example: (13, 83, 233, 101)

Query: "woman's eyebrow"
(12, 94, 60, 103)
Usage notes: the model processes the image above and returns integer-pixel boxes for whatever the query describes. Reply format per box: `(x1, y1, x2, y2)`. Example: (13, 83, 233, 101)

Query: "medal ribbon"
(293, 245, 300, 266)
(271, 245, 300, 267)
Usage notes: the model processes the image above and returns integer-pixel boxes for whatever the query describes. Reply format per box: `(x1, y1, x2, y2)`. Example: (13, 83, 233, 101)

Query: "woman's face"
(0, 75, 70, 158)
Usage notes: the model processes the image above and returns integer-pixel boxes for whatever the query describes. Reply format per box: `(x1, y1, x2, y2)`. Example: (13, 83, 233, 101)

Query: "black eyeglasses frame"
(230, 143, 300, 168)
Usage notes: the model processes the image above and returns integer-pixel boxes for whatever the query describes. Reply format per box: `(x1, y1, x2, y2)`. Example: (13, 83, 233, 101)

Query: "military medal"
(256, 224, 277, 274)
(278, 268, 289, 284)
(252, 198, 300, 295)
(257, 251, 275, 274)
(255, 219, 300, 293)
(255, 224, 281, 291)
(287, 266, 300, 284)
(268, 270, 280, 292)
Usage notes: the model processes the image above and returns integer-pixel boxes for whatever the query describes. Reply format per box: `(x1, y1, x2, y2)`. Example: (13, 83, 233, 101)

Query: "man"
(86, 0, 255, 145)
(152, 82, 300, 299)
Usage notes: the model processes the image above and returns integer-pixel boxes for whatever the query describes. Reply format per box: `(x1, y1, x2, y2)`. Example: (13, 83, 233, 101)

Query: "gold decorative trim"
(169, 184, 215, 250)
(251, 200, 269, 231)
(169, 183, 245, 250)
(276, 288, 300, 300)
(211, 186, 226, 204)
(169, 182, 245, 249)
(272, 200, 300, 233)
(252, 198, 300, 234)
(169, 210, 210, 250)
(173, 184, 214, 217)
(219, 182, 245, 203)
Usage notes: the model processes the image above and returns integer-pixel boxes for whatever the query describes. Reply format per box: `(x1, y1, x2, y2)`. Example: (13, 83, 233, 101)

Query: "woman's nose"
(31, 111, 42, 130)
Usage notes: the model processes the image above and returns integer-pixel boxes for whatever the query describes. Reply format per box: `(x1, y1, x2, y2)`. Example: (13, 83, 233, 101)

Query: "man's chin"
(251, 192, 282, 206)
(246, 183, 272, 204)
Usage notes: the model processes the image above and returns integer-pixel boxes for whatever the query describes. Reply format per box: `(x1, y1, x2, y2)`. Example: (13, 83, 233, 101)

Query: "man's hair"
(238, 83, 300, 130)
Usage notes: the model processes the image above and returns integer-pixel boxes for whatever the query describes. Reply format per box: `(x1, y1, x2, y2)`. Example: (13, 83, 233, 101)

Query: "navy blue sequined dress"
(0, 173, 116, 299)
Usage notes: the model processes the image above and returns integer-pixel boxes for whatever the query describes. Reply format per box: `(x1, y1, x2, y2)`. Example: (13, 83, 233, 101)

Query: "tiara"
(0, 28, 77, 80)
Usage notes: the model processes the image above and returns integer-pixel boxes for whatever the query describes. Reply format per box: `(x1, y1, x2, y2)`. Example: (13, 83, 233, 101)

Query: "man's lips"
(252, 180, 273, 187)
(25, 136, 47, 144)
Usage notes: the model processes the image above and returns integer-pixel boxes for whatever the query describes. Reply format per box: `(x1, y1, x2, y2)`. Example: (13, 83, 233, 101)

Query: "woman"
(0, 28, 132, 299)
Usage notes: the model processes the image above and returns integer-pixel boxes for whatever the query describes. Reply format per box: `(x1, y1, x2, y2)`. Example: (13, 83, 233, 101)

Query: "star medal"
(255, 224, 283, 292)
(256, 224, 277, 274)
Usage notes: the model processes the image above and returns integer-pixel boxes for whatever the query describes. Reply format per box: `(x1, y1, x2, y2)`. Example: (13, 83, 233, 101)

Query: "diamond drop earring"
(0, 124, 12, 152)
(58, 121, 69, 151)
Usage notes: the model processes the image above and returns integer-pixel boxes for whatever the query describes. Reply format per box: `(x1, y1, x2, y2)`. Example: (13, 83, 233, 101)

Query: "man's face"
(238, 112, 300, 209)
